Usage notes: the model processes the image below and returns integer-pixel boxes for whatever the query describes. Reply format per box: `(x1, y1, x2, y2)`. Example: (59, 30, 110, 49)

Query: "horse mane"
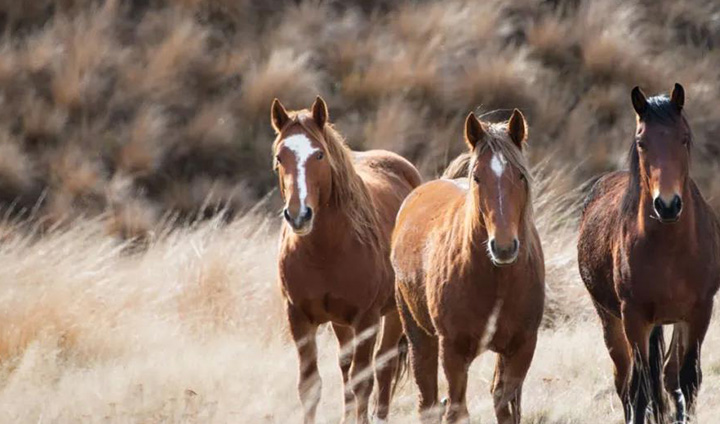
(444, 120, 536, 261)
(272, 111, 383, 251)
(621, 95, 693, 215)
(442, 152, 473, 179)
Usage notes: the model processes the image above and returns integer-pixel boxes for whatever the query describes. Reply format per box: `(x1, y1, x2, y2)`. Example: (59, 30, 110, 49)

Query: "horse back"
(353, 150, 422, 236)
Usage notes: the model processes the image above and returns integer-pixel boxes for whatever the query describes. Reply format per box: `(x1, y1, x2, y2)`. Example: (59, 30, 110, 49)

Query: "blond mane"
(272, 111, 383, 252)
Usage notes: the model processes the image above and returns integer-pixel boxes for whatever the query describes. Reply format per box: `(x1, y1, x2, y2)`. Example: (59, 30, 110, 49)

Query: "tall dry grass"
(0, 167, 716, 422)
(0, 0, 718, 238)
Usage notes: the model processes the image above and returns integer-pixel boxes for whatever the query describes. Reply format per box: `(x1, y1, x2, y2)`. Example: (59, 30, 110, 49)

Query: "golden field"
(0, 0, 718, 422)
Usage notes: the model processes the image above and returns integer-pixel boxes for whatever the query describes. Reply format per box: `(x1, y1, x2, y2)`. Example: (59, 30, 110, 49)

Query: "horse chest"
(279, 249, 391, 324)
(616, 247, 704, 320)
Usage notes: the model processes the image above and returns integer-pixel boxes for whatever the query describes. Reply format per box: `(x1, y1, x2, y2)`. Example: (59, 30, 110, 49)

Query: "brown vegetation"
(0, 0, 717, 239)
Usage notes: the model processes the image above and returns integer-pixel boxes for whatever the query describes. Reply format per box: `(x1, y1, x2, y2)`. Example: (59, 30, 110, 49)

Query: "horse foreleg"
(288, 305, 321, 424)
(666, 304, 712, 422)
(491, 335, 536, 424)
(397, 293, 440, 423)
(333, 323, 356, 423)
(351, 316, 380, 424)
(596, 307, 632, 406)
(622, 307, 656, 424)
(373, 310, 404, 422)
(440, 336, 476, 423)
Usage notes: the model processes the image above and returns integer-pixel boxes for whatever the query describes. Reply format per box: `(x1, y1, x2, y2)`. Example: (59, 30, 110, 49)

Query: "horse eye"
(275, 155, 282, 165)
(519, 174, 526, 182)
(316, 151, 324, 160)
(473, 175, 480, 184)
(637, 141, 647, 151)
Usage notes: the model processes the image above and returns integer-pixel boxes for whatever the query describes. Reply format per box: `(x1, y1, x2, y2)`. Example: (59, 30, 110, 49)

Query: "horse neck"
(292, 204, 354, 253)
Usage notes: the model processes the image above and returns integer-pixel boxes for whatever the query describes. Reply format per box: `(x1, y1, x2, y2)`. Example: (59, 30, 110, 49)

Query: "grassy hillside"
(0, 0, 719, 237)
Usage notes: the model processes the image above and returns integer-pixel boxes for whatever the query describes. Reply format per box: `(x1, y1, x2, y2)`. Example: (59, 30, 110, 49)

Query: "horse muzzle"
(653, 194, 682, 223)
(284, 206, 314, 235)
(488, 238, 520, 266)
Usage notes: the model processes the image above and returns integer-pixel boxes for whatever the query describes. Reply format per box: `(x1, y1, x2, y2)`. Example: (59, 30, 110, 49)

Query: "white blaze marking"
(490, 152, 507, 217)
(490, 152, 506, 177)
(282, 134, 318, 211)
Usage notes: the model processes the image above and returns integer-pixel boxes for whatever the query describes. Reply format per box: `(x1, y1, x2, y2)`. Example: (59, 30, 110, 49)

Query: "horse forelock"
(273, 111, 383, 253)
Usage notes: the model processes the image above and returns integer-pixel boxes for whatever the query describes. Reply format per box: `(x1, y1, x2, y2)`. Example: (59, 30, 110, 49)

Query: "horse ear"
(631, 86, 648, 117)
(271, 98, 290, 133)
(311, 96, 329, 129)
(507, 108, 527, 149)
(671, 82, 684, 111)
(464, 112, 485, 150)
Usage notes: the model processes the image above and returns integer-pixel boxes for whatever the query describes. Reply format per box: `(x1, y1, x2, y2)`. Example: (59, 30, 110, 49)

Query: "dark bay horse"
(391, 110, 544, 423)
(578, 83, 720, 423)
(272, 96, 421, 423)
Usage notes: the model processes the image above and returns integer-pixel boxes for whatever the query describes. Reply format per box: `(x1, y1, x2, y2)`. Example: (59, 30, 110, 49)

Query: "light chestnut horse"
(272, 96, 422, 423)
(391, 110, 544, 423)
(578, 84, 720, 423)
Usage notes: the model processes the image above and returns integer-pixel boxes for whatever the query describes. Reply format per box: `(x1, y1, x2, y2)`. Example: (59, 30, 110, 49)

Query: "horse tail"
(649, 325, 668, 422)
(441, 153, 472, 180)
(391, 334, 409, 398)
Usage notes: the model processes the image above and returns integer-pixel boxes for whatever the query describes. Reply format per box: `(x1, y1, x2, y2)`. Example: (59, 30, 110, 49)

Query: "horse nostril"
(654, 197, 664, 213)
(512, 239, 519, 255)
(672, 195, 682, 213)
(490, 239, 497, 253)
(304, 207, 313, 222)
(283, 208, 292, 223)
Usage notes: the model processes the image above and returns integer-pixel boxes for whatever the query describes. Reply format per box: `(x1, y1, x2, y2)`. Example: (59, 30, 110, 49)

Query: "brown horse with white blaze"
(391, 110, 544, 423)
(272, 96, 421, 423)
(578, 83, 720, 423)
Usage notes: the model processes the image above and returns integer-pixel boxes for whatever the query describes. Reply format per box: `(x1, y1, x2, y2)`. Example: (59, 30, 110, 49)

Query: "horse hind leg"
(492, 335, 537, 424)
(397, 293, 440, 423)
(288, 305, 321, 424)
(373, 309, 405, 422)
(664, 323, 690, 424)
(648, 326, 668, 423)
(332, 323, 356, 423)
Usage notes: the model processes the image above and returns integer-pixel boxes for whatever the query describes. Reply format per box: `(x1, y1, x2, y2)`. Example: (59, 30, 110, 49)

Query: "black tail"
(391, 334, 409, 398)
(649, 325, 668, 422)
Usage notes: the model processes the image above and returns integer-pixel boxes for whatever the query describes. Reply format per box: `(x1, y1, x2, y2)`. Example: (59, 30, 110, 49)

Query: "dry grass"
(0, 168, 716, 423)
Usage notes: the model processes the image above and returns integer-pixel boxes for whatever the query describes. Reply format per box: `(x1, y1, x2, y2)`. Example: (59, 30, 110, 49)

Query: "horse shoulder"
(577, 171, 628, 315)
(392, 179, 466, 266)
